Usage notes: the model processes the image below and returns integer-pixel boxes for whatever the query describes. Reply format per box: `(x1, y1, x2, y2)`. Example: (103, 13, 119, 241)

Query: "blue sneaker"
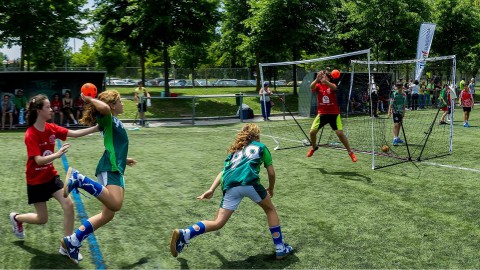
(63, 167, 80, 198)
(392, 138, 398, 146)
(276, 243, 294, 259)
(397, 138, 404, 144)
(464, 123, 470, 127)
(61, 236, 81, 264)
(170, 229, 189, 257)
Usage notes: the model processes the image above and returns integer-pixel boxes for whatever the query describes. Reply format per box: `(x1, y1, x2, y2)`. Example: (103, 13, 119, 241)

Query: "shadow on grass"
(13, 241, 81, 269)
(316, 168, 372, 183)
(209, 249, 299, 269)
(121, 257, 149, 269)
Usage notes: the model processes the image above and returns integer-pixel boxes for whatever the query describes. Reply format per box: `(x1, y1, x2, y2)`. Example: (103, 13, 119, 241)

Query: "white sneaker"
(9, 212, 25, 239)
(59, 246, 83, 261)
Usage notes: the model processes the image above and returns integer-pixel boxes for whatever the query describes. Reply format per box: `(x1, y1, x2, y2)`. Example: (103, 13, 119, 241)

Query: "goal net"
(259, 51, 456, 169)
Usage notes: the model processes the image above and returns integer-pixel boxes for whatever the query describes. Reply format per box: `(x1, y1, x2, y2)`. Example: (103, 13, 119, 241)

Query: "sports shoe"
(439, 121, 447, 125)
(61, 236, 81, 264)
(63, 167, 81, 198)
(59, 246, 83, 261)
(9, 212, 24, 239)
(397, 138, 404, 144)
(464, 122, 470, 127)
(392, 138, 398, 146)
(170, 229, 189, 257)
(306, 146, 319, 157)
(276, 243, 293, 259)
(349, 152, 358, 162)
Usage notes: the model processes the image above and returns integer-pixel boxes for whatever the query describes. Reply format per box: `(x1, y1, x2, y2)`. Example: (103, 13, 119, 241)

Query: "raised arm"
(83, 94, 111, 116)
(67, 125, 99, 138)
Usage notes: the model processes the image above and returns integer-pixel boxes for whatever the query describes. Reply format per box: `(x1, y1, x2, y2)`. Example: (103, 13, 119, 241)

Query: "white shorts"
(220, 185, 264, 211)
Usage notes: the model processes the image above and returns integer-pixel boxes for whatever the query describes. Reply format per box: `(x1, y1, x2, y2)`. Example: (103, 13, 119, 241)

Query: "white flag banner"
(415, 23, 436, 80)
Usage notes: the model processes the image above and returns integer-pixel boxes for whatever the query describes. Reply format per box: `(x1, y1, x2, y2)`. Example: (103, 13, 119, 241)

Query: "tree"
(97, 0, 220, 95)
(0, 0, 87, 70)
(71, 42, 97, 68)
(432, 0, 480, 77)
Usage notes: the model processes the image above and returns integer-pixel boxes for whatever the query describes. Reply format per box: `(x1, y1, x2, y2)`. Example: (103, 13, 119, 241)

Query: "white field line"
(422, 162, 480, 173)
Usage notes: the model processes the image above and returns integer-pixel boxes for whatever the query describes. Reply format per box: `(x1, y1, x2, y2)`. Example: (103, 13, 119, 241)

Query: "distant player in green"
(61, 90, 137, 264)
(388, 82, 407, 146)
(170, 123, 293, 260)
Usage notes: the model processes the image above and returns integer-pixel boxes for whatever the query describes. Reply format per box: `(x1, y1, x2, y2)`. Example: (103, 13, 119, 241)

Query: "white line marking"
(422, 162, 480, 173)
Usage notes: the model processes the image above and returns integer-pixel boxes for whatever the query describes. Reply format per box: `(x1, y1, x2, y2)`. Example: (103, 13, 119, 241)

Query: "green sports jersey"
(221, 141, 272, 191)
(390, 91, 406, 113)
(95, 114, 129, 176)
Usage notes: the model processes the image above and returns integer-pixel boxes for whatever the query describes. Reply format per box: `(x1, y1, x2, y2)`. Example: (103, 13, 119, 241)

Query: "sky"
(1, 0, 95, 60)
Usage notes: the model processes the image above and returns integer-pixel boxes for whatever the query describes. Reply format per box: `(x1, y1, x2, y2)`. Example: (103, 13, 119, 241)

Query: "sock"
(78, 174, 103, 197)
(185, 221, 206, 241)
(269, 225, 284, 250)
(73, 220, 94, 246)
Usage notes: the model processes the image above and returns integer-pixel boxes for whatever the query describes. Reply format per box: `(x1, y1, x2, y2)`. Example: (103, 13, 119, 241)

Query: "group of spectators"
(1, 90, 85, 130)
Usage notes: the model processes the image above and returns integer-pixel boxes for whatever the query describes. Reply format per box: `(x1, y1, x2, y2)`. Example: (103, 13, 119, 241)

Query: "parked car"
(169, 79, 187, 87)
(214, 79, 238, 86)
(236, 80, 256, 86)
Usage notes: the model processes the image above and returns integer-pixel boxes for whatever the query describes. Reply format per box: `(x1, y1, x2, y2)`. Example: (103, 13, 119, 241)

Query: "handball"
(331, 69, 340, 79)
(81, 83, 97, 98)
(381, 145, 390, 153)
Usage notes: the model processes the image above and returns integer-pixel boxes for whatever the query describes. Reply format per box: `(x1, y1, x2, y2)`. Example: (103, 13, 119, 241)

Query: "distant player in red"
(459, 83, 474, 127)
(307, 70, 357, 162)
(9, 94, 98, 260)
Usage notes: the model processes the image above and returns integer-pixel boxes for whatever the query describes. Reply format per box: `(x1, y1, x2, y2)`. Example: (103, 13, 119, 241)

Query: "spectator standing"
(259, 82, 272, 121)
(134, 81, 150, 126)
(419, 81, 426, 109)
(468, 78, 475, 96)
(388, 82, 406, 146)
(411, 80, 420, 110)
(459, 83, 474, 127)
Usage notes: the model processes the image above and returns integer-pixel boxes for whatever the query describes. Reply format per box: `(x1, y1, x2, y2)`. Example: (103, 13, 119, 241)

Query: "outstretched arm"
(34, 143, 71, 166)
(67, 125, 99, 138)
(197, 171, 223, 200)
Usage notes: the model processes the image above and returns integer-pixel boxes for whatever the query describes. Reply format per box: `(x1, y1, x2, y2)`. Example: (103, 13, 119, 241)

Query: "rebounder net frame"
(258, 51, 456, 170)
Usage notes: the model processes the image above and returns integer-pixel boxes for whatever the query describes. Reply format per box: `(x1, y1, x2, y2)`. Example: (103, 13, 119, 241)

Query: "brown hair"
(227, 123, 260, 154)
(26, 94, 49, 127)
(80, 90, 120, 126)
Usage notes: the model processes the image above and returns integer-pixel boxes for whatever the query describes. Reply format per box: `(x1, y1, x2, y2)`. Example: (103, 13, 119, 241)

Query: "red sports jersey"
(460, 90, 473, 107)
(51, 100, 62, 113)
(24, 123, 68, 185)
(313, 83, 339, 114)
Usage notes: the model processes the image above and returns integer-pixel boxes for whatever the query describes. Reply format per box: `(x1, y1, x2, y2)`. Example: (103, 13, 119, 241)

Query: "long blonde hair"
(80, 90, 121, 126)
(228, 123, 260, 154)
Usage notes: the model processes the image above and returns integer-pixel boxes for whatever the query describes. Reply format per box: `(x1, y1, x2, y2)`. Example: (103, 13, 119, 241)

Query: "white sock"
(70, 234, 80, 246)
(184, 229, 191, 241)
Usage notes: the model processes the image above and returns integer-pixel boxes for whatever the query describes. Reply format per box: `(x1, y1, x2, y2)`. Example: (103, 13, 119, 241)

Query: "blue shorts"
(219, 184, 267, 211)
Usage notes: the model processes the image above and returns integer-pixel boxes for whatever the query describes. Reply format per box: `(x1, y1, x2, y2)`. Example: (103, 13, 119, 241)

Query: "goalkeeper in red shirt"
(307, 70, 357, 162)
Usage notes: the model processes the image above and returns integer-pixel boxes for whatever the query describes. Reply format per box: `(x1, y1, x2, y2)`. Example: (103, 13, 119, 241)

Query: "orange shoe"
(307, 147, 319, 157)
(349, 152, 358, 162)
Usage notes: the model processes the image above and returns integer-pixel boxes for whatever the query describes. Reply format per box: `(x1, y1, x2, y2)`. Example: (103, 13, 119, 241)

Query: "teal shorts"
(97, 171, 125, 189)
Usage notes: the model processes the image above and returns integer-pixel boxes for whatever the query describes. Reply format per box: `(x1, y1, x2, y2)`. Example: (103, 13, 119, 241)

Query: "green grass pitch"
(1, 108, 480, 268)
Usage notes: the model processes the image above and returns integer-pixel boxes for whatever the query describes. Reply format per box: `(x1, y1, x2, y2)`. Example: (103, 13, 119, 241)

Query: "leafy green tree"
(334, 0, 433, 62)
(0, 0, 87, 70)
(97, 0, 219, 95)
(71, 42, 97, 68)
(432, 0, 480, 77)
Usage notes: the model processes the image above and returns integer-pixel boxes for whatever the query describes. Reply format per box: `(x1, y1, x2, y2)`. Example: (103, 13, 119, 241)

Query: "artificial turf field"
(1, 107, 480, 269)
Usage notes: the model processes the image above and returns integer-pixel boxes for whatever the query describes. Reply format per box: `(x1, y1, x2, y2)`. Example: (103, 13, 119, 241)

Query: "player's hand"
(126, 158, 137, 167)
(197, 189, 214, 200)
(57, 143, 70, 157)
(81, 93, 93, 103)
(266, 187, 274, 198)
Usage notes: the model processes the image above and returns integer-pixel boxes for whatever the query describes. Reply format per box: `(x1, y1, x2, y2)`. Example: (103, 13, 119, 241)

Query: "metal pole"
(192, 96, 196, 125)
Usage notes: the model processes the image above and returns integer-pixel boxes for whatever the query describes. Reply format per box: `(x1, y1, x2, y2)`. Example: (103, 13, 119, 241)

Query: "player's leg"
(64, 169, 125, 212)
(307, 114, 321, 157)
(331, 115, 357, 162)
(170, 187, 244, 257)
(51, 189, 75, 236)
